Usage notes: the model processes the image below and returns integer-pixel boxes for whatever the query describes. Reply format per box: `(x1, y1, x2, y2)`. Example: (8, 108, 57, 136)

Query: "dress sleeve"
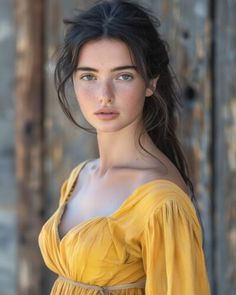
(141, 198, 211, 295)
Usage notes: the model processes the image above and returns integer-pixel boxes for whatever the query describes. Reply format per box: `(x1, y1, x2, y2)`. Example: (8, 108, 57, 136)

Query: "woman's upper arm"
(140, 198, 211, 295)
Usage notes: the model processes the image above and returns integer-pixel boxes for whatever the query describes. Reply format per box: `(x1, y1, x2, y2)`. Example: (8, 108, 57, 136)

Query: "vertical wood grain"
(15, 0, 44, 294)
(0, 0, 18, 294)
(214, 0, 236, 294)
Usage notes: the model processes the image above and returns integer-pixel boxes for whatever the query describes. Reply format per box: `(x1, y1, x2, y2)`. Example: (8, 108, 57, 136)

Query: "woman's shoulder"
(137, 178, 193, 211)
(137, 180, 201, 231)
(58, 159, 90, 206)
(76, 157, 191, 205)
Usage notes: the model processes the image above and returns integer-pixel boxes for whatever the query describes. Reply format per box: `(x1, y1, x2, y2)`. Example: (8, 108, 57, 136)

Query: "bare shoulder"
(146, 168, 189, 196)
(142, 156, 189, 196)
(79, 157, 189, 196)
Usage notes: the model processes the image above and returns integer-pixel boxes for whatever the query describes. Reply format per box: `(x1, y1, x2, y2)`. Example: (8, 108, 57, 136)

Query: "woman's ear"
(145, 75, 159, 97)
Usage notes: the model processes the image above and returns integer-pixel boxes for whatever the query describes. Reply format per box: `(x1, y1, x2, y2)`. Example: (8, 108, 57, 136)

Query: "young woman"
(38, 0, 211, 294)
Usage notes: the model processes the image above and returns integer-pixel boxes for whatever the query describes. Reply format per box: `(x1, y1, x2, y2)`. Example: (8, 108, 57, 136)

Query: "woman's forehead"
(77, 38, 136, 68)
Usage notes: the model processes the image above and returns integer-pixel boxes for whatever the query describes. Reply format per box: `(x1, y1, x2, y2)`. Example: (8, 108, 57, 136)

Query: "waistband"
(58, 275, 146, 295)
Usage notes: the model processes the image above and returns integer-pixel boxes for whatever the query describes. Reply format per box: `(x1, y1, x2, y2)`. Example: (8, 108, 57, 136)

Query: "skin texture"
(59, 38, 188, 236)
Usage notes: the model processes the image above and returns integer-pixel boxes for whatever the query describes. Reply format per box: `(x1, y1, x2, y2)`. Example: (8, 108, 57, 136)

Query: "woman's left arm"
(141, 198, 211, 295)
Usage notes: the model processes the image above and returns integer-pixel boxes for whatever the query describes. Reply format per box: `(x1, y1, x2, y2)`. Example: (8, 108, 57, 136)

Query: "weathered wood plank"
(0, 209, 17, 295)
(214, 0, 236, 294)
(15, 0, 44, 294)
(0, 0, 18, 294)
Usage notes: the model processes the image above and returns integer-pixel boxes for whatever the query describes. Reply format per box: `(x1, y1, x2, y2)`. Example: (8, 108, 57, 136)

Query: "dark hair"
(54, 0, 205, 247)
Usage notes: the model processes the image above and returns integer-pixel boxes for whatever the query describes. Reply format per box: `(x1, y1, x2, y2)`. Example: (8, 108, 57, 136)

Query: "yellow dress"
(38, 159, 211, 295)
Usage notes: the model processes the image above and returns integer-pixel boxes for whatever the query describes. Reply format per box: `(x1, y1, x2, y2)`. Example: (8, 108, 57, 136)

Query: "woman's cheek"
(75, 84, 95, 103)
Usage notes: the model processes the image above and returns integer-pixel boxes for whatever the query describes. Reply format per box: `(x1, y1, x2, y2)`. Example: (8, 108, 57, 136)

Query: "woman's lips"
(95, 112, 120, 120)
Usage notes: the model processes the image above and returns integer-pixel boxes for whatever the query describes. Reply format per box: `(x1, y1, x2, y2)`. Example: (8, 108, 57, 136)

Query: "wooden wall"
(0, 1, 17, 295)
(0, 0, 233, 294)
(214, 0, 236, 293)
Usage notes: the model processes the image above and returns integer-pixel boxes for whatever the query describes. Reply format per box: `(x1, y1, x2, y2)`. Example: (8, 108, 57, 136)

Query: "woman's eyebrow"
(76, 65, 137, 72)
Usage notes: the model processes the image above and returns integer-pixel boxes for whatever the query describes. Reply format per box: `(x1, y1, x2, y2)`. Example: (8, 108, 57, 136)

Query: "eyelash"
(80, 74, 133, 81)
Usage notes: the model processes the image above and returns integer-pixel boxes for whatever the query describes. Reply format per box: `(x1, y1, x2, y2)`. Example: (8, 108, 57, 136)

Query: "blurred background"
(0, 0, 235, 294)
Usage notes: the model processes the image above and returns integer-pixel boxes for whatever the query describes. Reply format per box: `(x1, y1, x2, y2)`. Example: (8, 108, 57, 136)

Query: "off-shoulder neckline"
(56, 158, 191, 243)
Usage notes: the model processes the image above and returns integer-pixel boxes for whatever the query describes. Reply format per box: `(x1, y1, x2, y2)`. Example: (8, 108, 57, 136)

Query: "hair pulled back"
(54, 0, 205, 247)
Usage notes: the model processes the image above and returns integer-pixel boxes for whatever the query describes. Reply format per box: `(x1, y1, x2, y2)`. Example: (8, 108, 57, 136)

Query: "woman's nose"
(99, 96, 113, 104)
(98, 81, 114, 104)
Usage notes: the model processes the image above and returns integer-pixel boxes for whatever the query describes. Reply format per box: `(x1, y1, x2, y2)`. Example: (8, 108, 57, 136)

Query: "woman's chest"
(58, 184, 136, 239)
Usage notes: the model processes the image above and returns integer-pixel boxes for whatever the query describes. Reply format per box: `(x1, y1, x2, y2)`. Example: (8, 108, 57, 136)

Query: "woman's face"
(73, 38, 157, 133)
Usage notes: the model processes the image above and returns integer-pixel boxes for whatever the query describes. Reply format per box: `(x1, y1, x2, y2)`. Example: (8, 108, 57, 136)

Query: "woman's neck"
(95, 121, 166, 177)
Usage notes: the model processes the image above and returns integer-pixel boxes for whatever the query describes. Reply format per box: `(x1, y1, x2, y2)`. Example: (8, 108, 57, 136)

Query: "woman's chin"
(96, 127, 123, 133)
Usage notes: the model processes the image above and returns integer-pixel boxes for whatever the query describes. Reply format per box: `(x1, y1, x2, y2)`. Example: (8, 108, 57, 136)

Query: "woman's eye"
(118, 74, 133, 81)
(80, 74, 96, 81)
